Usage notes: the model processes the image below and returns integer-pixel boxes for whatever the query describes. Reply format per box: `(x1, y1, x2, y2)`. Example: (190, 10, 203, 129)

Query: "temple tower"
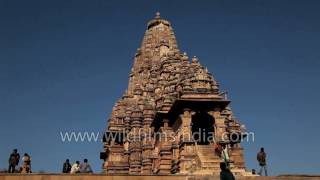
(101, 12, 247, 175)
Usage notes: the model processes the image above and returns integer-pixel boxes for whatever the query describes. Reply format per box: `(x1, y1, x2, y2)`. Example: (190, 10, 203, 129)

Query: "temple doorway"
(191, 111, 215, 145)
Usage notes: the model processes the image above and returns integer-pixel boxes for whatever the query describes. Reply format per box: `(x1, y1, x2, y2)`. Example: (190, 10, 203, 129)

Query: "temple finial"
(155, 11, 161, 19)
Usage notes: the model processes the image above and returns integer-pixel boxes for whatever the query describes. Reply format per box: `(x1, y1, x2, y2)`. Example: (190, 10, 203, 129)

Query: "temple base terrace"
(1, 174, 320, 180)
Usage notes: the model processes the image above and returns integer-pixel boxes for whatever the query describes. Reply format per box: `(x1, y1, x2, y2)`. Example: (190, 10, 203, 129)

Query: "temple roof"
(147, 12, 171, 29)
(107, 13, 224, 130)
(130, 12, 179, 78)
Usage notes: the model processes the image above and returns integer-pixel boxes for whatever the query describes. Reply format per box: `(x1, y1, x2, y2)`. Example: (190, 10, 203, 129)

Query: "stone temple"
(101, 12, 247, 175)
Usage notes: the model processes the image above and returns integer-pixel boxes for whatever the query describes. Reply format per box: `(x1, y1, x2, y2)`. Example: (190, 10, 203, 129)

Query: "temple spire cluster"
(101, 13, 247, 175)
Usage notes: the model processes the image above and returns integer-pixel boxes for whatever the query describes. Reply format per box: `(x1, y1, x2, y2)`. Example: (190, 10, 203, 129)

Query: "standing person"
(221, 144, 230, 168)
(8, 149, 20, 173)
(257, 147, 268, 176)
(70, 161, 80, 174)
(80, 159, 93, 173)
(21, 153, 31, 173)
(220, 162, 235, 180)
(62, 159, 71, 173)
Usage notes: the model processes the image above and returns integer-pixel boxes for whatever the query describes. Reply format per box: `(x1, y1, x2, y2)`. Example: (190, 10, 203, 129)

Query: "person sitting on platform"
(80, 159, 93, 173)
(70, 161, 80, 174)
(20, 153, 31, 173)
(62, 159, 71, 173)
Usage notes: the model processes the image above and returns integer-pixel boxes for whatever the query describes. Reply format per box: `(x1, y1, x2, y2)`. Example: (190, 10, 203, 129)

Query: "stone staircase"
(194, 144, 222, 175)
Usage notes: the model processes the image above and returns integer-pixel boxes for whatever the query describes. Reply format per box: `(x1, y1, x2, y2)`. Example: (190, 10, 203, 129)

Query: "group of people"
(219, 147, 268, 180)
(8, 149, 32, 173)
(7, 149, 93, 174)
(7, 147, 267, 178)
(62, 159, 93, 174)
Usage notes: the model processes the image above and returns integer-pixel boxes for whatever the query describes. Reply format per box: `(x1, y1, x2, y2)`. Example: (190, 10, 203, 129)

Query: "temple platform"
(0, 174, 320, 180)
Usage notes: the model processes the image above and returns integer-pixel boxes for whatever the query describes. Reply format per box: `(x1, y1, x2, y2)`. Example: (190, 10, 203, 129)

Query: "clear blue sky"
(0, 0, 319, 175)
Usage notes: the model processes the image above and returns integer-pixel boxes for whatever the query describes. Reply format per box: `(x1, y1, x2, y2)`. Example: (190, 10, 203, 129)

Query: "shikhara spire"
(101, 13, 247, 175)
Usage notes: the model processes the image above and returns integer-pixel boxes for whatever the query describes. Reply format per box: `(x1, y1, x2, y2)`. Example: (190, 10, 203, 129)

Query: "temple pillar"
(158, 119, 174, 174)
(129, 141, 142, 174)
(178, 109, 196, 174)
(209, 108, 228, 143)
(171, 141, 180, 174)
(142, 142, 153, 174)
(141, 130, 153, 174)
(141, 104, 155, 174)
(129, 107, 143, 174)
